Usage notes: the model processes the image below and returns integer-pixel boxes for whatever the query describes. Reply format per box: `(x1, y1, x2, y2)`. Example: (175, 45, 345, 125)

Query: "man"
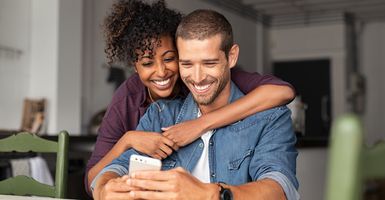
(92, 9, 299, 200)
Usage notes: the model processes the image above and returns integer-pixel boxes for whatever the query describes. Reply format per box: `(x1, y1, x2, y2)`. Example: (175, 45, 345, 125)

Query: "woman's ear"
(228, 44, 239, 69)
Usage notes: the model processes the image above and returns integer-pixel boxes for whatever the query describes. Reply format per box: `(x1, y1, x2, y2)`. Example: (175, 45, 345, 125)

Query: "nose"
(156, 62, 166, 78)
(192, 65, 204, 83)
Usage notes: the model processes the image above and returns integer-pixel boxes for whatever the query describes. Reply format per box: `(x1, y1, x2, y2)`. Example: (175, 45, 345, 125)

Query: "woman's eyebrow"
(162, 50, 177, 56)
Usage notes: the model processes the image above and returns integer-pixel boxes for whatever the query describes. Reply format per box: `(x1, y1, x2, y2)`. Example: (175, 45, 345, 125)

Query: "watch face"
(222, 188, 233, 200)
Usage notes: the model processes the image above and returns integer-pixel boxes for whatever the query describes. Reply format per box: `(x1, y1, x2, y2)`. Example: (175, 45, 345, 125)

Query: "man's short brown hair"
(175, 9, 233, 57)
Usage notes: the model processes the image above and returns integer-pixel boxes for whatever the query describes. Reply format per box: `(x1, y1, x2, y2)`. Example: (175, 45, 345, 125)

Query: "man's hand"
(127, 167, 219, 200)
(162, 118, 206, 147)
(126, 131, 178, 159)
(94, 174, 138, 200)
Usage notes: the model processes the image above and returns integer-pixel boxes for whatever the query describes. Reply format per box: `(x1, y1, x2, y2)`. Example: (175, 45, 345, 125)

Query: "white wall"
(29, 0, 60, 133)
(0, 0, 31, 129)
(271, 23, 349, 200)
(0, 0, 83, 134)
(29, 0, 83, 135)
(297, 148, 329, 200)
(56, 0, 83, 133)
(361, 22, 385, 145)
(81, 0, 115, 133)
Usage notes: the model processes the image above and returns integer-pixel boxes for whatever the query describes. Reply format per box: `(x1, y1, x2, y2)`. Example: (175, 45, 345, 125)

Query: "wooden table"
(0, 195, 75, 200)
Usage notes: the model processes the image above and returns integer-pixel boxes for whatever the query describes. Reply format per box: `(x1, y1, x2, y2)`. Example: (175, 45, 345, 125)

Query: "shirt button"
(199, 143, 204, 148)
(209, 141, 213, 146)
(211, 173, 216, 177)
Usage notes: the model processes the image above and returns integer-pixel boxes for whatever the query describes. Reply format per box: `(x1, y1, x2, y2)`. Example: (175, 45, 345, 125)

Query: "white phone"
(128, 154, 162, 176)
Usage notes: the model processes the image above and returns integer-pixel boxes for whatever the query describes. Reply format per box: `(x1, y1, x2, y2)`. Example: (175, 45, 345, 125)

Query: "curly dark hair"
(104, 0, 182, 67)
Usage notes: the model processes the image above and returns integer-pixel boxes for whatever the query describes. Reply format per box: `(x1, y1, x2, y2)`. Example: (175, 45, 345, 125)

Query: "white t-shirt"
(191, 111, 213, 183)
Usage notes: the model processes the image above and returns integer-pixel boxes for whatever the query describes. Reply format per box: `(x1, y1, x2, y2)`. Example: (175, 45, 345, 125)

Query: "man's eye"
(205, 63, 217, 67)
(180, 63, 192, 68)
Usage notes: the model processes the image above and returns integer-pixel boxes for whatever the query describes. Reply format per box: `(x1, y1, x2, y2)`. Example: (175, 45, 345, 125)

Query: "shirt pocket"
(229, 115, 260, 132)
(228, 149, 254, 170)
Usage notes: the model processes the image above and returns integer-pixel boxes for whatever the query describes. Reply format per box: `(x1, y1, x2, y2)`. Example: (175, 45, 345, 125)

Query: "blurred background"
(1, 0, 385, 199)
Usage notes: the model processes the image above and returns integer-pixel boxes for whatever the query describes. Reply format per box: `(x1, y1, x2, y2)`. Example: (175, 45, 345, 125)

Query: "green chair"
(326, 114, 385, 200)
(0, 131, 69, 198)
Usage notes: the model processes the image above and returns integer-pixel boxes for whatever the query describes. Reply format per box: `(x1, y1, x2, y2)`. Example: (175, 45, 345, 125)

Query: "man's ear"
(227, 44, 239, 69)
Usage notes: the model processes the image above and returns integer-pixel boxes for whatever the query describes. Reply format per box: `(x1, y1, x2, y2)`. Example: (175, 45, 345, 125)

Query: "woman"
(86, 0, 295, 193)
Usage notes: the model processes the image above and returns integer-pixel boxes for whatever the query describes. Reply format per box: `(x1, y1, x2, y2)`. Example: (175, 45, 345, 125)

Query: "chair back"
(0, 131, 69, 198)
(326, 114, 385, 200)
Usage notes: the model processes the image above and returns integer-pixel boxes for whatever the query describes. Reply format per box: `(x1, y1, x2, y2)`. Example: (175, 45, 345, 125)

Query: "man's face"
(177, 34, 232, 106)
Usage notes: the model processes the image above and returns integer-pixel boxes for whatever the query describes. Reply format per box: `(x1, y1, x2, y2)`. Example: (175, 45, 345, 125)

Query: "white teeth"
(194, 84, 210, 91)
(153, 78, 170, 86)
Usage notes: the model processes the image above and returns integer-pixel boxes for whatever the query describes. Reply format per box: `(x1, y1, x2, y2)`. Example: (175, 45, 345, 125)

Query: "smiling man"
(92, 9, 299, 200)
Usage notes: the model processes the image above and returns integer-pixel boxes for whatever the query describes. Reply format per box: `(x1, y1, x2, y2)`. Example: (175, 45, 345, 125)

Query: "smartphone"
(128, 154, 162, 176)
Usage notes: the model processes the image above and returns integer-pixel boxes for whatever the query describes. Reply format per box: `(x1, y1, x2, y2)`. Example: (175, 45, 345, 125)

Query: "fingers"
(127, 179, 173, 191)
(131, 167, 184, 181)
(161, 126, 171, 133)
(174, 167, 185, 172)
(155, 149, 168, 159)
(159, 143, 173, 156)
(161, 135, 176, 148)
(106, 176, 134, 192)
(161, 136, 179, 151)
(103, 192, 133, 200)
(149, 153, 162, 160)
(155, 140, 177, 159)
(130, 190, 175, 200)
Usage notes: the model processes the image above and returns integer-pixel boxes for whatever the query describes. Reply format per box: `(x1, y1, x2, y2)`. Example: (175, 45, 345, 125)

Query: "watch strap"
(217, 182, 233, 200)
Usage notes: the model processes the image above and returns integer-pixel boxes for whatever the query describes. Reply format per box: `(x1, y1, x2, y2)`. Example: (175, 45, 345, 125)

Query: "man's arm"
(247, 106, 299, 199)
(91, 101, 177, 199)
(221, 179, 285, 200)
(126, 168, 288, 200)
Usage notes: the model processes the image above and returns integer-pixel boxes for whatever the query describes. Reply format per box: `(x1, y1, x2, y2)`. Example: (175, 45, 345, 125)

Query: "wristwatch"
(217, 182, 233, 200)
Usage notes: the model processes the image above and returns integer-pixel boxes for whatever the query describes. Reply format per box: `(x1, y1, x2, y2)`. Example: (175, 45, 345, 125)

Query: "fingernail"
(130, 191, 135, 197)
(126, 179, 131, 185)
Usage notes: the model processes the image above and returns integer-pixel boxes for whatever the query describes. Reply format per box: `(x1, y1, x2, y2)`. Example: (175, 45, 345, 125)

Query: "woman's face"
(135, 36, 179, 101)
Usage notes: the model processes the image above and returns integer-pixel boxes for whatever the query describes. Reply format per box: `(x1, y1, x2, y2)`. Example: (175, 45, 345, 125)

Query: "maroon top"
(84, 68, 293, 194)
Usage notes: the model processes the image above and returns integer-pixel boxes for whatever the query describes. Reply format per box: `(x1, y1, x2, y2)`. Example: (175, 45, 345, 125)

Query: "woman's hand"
(162, 118, 207, 147)
(125, 131, 178, 160)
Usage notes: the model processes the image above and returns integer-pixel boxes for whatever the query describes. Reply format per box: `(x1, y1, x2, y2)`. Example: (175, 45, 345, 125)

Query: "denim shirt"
(92, 82, 299, 198)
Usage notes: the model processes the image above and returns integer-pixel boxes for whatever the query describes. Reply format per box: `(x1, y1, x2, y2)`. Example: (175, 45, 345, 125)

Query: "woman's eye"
(164, 57, 176, 62)
(142, 62, 153, 67)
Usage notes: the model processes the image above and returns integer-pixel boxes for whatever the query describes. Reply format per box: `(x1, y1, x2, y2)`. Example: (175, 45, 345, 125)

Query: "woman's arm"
(87, 130, 177, 191)
(163, 84, 294, 146)
(163, 69, 295, 147)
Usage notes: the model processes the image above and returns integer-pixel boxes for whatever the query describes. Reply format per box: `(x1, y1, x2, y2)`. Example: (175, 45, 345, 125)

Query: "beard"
(183, 69, 230, 106)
